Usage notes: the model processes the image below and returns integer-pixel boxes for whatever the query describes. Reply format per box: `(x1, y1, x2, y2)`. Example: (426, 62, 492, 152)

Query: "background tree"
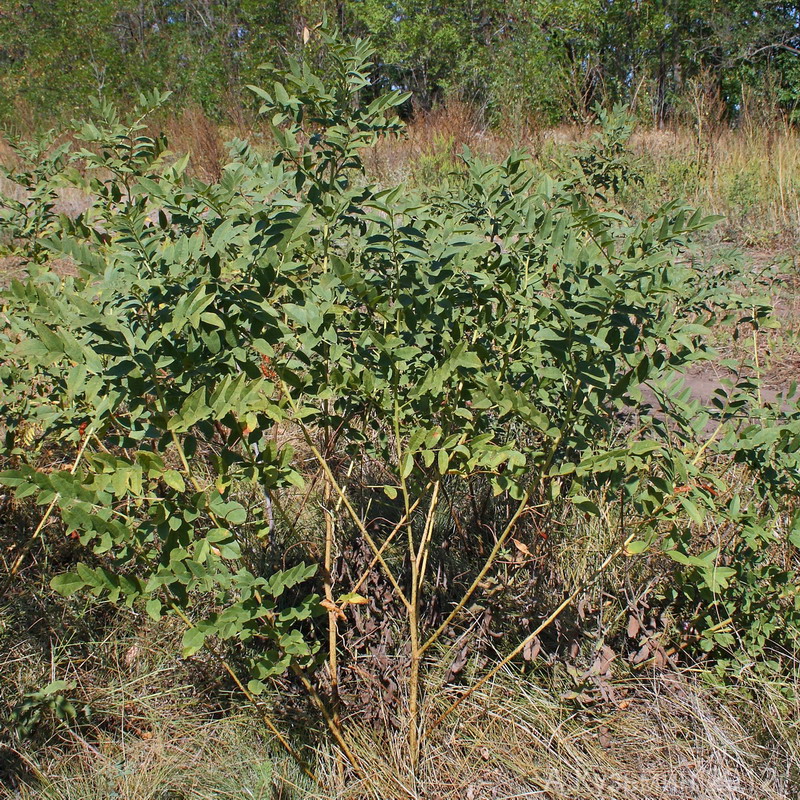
(1, 0, 799, 125)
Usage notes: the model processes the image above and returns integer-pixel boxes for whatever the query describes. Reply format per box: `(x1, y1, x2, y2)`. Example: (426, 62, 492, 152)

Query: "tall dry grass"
(4, 652, 797, 799)
(3, 100, 799, 250)
(163, 104, 226, 183)
(628, 124, 800, 247)
(364, 102, 800, 250)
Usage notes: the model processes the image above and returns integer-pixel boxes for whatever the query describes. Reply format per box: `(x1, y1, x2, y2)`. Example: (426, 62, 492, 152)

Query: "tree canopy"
(1, 0, 799, 124)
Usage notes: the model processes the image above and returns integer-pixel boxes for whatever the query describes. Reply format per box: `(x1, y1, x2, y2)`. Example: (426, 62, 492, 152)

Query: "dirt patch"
(685, 361, 786, 405)
(0, 255, 78, 286)
(0, 255, 27, 284)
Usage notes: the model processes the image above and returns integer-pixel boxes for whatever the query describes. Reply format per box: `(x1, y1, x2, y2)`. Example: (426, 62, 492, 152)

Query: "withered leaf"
(448, 645, 470, 678)
(523, 637, 541, 662)
(598, 725, 612, 750)
(512, 538, 532, 557)
(594, 645, 616, 675)
(320, 598, 346, 620)
(632, 642, 651, 664)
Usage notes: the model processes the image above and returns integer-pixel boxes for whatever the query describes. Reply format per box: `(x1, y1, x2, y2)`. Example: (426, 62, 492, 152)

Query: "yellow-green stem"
(280, 379, 412, 611)
(322, 480, 340, 730)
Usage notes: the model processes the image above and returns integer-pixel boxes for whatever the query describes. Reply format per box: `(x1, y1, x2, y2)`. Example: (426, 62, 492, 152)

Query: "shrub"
(2, 25, 799, 782)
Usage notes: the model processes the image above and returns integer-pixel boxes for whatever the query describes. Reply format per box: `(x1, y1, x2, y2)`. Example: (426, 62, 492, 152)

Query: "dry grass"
(3, 100, 799, 249)
(4, 714, 302, 800)
(164, 105, 226, 183)
(0, 603, 312, 799)
(627, 125, 800, 247)
(4, 656, 797, 800)
(366, 99, 495, 185)
(365, 104, 800, 250)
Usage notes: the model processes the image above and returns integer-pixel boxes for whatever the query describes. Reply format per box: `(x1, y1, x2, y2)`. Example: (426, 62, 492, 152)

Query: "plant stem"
(407, 479, 441, 768)
(322, 480, 340, 730)
(291, 663, 371, 786)
(393, 393, 423, 764)
(752, 310, 763, 407)
(280, 379, 411, 611)
(415, 481, 441, 604)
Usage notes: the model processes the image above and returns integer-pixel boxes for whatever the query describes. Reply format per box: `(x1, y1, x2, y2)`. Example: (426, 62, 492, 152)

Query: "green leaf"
(145, 598, 163, 621)
(629, 440, 661, 456)
(162, 470, 186, 493)
(39, 680, 74, 695)
(703, 565, 737, 592)
(181, 627, 207, 657)
(399, 452, 414, 480)
(216, 540, 242, 560)
(679, 496, 704, 526)
(51, 573, 85, 596)
(338, 592, 368, 606)
(572, 495, 601, 516)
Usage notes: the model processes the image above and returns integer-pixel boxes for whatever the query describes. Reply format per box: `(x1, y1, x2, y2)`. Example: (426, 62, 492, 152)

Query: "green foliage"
(2, 25, 800, 769)
(9, 680, 80, 740)
(573, 104, 643, 200)
(2, 1, 799, 125)
(0, 129, 69, 261)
